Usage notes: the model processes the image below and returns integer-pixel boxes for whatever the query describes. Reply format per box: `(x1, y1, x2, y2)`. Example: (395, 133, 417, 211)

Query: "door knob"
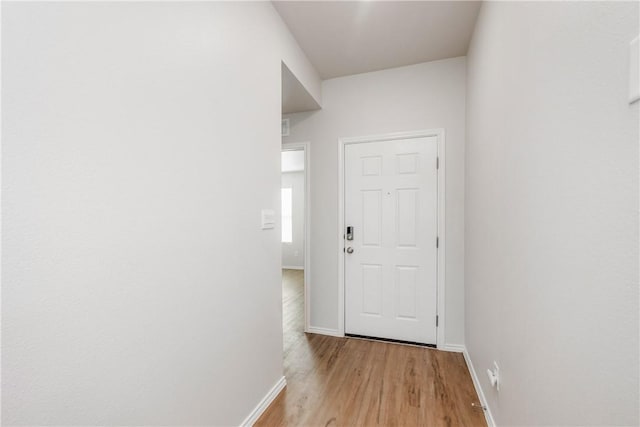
(346, 247, 354, 254)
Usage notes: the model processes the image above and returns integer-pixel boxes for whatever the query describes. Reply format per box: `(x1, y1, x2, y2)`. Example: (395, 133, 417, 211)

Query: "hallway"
(255, 269, 487, 426)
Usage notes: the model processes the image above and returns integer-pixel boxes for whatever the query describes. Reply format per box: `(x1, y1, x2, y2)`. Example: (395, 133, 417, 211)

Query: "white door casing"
(342, 131, 442, 345)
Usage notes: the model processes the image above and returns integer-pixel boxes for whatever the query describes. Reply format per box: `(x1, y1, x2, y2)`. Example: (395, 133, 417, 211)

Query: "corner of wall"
(462, 347, 496, 427)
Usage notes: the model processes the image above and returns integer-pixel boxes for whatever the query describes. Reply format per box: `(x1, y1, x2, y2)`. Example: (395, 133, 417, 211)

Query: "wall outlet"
(486, 361, 500, 391)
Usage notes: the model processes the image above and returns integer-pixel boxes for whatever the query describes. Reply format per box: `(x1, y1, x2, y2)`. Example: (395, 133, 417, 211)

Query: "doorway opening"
(281, 143, 311, 355)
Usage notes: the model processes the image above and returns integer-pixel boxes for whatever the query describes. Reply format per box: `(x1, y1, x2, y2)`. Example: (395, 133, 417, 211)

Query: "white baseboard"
(462, 347, 496, 427)
(239, 376, 286, 427)
(282, 265, 304, 270)
(441, 343, 465, 353)
(306, 326, 343, 337)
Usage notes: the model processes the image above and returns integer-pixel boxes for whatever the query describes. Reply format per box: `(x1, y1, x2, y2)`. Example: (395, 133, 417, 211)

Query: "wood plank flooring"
(256, 269, 487, 427)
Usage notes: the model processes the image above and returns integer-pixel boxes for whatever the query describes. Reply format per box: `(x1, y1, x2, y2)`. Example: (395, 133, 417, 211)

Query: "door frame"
(282, 141, 311, 333)
(337, 129, 446, 348)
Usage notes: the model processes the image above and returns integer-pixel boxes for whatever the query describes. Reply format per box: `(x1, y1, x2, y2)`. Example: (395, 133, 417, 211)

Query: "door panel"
(362, 190, 382, 246)
(344, 136, 438, 345)
(362, 264, 383, 316)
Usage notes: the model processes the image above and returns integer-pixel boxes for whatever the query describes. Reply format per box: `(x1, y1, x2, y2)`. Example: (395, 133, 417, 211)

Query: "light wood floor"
(256, 269, 487, 427)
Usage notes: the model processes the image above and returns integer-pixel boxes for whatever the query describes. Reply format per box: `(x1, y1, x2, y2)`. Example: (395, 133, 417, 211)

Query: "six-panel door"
(344, 136, 438, 345)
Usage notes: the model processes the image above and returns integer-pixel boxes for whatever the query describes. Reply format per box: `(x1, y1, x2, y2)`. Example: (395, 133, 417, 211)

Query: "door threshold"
(345, 333, 436, 349)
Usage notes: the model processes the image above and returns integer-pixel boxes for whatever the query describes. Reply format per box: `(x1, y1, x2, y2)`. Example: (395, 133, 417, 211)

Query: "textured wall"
(2, 2, 319, 425)
(465, 2, 639, 425)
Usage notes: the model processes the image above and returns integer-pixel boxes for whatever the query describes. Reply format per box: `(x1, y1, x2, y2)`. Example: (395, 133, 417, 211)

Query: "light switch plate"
(261, 209, 276, 230)
(630, 35, 639, 104)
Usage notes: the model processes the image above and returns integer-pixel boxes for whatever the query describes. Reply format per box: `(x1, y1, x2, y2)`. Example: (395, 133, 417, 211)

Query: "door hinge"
(436, 315, 439, 327)
(436, 236, 439, 248)
(436, 157, 440, 169)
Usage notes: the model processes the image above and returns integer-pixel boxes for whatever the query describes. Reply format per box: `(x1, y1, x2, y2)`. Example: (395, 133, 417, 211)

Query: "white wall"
(466, 2, 639, 425)
(281, 150, 305, 173)
(1, 2, 319, 425)
(283, 57, 467, 345)
(281, 172, 305, 268)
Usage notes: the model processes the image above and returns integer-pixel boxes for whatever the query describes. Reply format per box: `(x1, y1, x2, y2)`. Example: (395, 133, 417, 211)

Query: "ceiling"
(282, 62, 321, 114)
(274, 1, 482, 80)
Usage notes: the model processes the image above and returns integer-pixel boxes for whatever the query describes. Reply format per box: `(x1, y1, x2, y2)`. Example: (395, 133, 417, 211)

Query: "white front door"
(344, 136, 439, 345)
